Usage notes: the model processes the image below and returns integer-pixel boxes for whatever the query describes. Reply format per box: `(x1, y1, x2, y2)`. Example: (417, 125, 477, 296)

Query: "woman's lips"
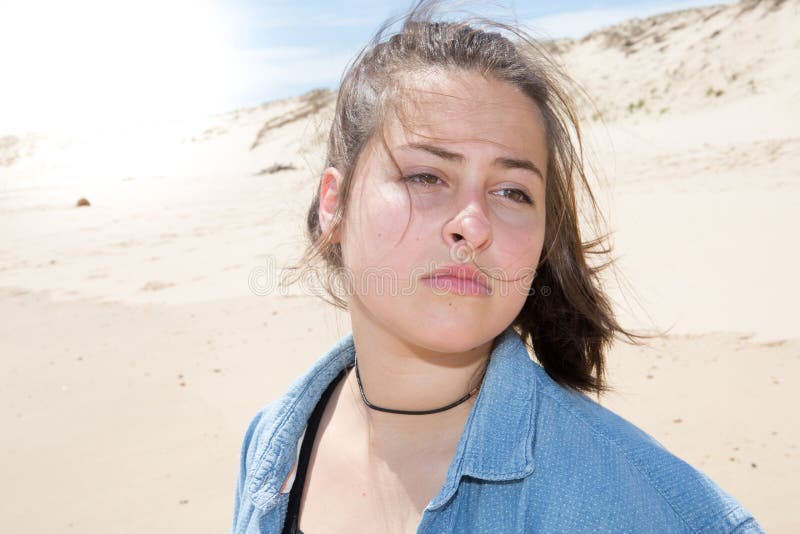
(422, 273, 490, 296)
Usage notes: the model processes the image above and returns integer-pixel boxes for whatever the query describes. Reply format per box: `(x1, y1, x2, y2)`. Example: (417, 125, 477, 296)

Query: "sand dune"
(0, 0, 797, 532)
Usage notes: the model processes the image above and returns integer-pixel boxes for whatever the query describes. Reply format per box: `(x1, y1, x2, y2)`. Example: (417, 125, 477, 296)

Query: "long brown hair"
(287, 0, 651, 394)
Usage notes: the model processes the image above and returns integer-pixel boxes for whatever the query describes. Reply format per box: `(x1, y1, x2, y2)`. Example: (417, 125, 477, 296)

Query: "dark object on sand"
(256, 163, 297, 175)
(76, 197, 91, 207)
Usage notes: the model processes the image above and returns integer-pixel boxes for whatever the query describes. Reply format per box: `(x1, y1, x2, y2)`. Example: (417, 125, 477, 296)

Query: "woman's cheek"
(492, 216, 544, 270)
(343, 184, 412, 270)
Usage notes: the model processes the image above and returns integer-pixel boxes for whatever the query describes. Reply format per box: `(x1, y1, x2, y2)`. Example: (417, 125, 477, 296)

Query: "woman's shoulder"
(526, 363, 761, 532)
(235, 334, 356, 502)
(240, 335, 355, 457)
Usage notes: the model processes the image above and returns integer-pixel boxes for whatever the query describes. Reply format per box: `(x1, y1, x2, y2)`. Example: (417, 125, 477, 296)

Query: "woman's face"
(334, 71, 548, 353)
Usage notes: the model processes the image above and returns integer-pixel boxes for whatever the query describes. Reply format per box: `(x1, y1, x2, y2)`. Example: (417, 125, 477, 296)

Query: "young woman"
(232, 3, 763, 532)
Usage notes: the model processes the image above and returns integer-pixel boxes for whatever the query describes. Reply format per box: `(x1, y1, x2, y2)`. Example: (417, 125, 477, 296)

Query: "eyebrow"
(404, 143, 544, 181)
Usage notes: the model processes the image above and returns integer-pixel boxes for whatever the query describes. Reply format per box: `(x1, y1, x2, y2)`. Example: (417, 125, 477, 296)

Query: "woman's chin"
(394, 318, 504, 355)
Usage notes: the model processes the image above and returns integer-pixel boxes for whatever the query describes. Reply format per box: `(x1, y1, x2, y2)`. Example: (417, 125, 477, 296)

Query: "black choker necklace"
(352, 354, 486, 415)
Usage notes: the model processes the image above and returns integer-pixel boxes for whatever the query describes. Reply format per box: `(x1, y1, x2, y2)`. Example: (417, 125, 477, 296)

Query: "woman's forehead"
(384, 71, 547, 159)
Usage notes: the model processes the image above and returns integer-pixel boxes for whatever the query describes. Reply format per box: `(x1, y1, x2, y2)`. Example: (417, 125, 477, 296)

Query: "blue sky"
(226, 0, 736, 105)
(0, 0, 734, 132)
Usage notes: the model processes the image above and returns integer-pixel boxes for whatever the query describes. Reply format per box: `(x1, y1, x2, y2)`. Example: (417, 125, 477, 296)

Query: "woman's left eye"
(495, 188, 533, 204)
(403, 173, 442, 186)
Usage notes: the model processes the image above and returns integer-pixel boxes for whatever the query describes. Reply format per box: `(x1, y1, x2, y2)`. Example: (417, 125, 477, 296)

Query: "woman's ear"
(318, 167, 344, 243)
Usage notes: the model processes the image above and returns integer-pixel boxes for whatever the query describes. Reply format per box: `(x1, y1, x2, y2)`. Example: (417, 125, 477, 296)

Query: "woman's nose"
(443, 205, 492, 259)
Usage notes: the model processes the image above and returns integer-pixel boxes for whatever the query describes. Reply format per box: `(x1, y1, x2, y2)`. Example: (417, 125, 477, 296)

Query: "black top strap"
(282, 367, 349, 534)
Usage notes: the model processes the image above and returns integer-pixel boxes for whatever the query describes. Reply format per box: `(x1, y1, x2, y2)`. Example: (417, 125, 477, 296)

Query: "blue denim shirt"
(232, 327, 762, 533)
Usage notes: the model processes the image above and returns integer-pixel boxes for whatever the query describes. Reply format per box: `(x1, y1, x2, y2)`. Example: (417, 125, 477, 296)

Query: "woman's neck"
(340, 308, 492, 452)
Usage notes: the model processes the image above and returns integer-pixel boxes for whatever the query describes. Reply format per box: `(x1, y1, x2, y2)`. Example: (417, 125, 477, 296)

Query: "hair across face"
(293, 3, 646, 393)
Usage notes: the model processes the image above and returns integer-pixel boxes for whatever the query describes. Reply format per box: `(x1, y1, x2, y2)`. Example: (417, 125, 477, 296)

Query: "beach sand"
(1, 0, 797, 531)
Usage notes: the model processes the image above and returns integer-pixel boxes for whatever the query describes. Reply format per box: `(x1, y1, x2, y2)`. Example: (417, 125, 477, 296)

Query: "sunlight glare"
(0, 0, 243, 133)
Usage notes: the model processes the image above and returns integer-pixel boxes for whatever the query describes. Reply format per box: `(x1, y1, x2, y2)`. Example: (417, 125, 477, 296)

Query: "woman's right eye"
(403, 173, 442, 186)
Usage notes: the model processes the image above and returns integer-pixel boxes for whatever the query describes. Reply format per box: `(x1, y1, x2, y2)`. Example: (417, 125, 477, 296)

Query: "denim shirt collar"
(246, 326, 537, 512)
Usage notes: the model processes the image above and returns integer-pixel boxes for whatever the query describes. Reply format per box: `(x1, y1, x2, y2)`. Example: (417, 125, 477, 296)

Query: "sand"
(1, 0, 797, 531)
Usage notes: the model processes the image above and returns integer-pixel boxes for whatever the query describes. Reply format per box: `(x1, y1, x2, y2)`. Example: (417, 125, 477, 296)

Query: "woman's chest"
(295, 435, 454, 534)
